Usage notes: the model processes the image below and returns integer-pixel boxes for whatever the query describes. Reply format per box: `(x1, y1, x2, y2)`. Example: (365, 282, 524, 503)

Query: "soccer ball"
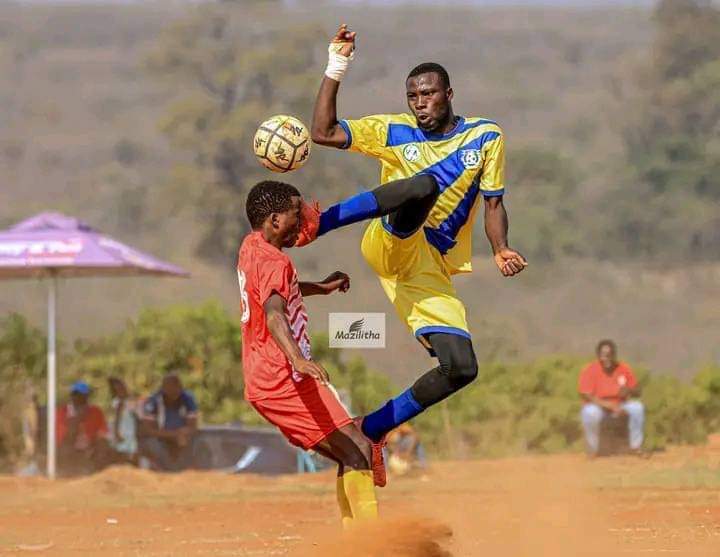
(253, 115, 311, 173)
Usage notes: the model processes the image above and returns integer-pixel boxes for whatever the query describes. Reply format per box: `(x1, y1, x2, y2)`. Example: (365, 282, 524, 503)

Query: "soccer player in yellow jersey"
(300, 24, 527, 484)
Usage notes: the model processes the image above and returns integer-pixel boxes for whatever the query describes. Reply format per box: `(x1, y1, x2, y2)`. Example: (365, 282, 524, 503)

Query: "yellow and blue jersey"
(339, 113, 504, 274)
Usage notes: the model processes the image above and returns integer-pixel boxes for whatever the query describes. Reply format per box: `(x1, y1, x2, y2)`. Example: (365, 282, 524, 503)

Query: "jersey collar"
(420, 116, 465, 141)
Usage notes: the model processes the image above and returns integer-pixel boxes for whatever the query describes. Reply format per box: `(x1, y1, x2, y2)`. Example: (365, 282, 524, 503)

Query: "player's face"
(598, 345, 616, 370)
(276, 196, 302, 248)
(406, 72, 453, 132)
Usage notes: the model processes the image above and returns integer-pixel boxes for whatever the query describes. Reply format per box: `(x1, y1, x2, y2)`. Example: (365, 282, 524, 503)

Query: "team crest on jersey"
(403, 144, 420, 162)
(460, 149, 482, 169)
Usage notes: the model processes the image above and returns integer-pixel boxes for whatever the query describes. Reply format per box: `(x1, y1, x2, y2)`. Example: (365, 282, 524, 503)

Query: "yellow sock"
(336, 476, 354, 529)
(342, 470, 378, 521)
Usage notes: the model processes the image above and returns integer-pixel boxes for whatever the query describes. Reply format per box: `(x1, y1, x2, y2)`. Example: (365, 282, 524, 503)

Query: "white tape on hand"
(325, 42, 354, 82)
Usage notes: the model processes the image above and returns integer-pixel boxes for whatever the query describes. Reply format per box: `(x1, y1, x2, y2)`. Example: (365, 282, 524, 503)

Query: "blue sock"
(361, 388, 424, 442)
(318, 191, 379, 236)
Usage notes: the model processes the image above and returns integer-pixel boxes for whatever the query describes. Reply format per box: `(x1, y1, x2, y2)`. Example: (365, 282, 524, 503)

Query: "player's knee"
(432, 334, 478, 392)
(448, 352, 478, 390)
(624, 400, 645, 419)
(339, 441, 371, 471)
(581, 404, 603, 425)
(414, 174, 439, 200)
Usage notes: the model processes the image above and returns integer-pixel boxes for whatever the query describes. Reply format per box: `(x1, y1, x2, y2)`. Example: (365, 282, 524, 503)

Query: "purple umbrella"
(0, 212, 188, 478)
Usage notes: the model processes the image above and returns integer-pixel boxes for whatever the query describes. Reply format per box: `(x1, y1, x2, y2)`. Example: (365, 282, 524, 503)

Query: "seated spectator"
(579, 340, 645, 456)
(386, 423, 427, 476)
(139, 374, 198, 472)
(107, 377, 139, 464)
(56, 381, 111, 476)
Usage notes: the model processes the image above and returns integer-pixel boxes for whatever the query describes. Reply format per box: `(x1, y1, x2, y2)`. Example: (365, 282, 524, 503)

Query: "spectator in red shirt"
(578, 340, 644, 456)
(56, 381, 110, 475)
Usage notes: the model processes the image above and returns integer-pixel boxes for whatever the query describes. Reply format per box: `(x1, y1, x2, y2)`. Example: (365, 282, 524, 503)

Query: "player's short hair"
(246, 180, 301, 230)
(407, 62, 451, 89)
(596, 339, 617, 356)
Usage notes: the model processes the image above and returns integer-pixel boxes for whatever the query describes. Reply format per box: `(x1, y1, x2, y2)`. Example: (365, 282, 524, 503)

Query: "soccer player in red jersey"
(237, 180, 377, 527)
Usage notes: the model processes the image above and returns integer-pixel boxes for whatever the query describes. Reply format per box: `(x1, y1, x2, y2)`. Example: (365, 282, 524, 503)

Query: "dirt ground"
(1, 446, 719, 557)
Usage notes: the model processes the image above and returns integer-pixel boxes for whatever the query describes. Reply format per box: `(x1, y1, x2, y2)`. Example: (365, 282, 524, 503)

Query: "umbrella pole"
(46, 276, 57, 480)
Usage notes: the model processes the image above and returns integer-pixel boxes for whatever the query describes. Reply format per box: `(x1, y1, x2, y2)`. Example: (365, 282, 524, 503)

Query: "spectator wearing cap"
(578, 340, 645, 456)
(139, 374, 198, 472)
(56, 381, 110, 475)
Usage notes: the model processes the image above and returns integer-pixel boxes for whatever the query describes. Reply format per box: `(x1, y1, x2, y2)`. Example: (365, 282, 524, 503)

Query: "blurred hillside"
(0, 0, 718, 379)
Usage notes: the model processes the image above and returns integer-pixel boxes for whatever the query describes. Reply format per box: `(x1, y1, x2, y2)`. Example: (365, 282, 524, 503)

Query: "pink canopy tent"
(0, 212, 188, 478)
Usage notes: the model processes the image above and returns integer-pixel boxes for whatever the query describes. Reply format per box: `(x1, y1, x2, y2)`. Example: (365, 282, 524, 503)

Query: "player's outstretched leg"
(295, 174, 438, 245)
(361, 333, 478, 443)
(314, 423, 378, 525)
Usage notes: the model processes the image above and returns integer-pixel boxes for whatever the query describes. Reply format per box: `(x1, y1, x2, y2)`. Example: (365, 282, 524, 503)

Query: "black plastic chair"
(597, 412, 630, 456)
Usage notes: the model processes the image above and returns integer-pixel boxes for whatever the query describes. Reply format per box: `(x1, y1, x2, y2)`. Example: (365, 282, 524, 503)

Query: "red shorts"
(251, 382, 353, 450)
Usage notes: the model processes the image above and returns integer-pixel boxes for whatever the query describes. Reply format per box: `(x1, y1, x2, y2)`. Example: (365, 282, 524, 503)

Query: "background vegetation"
(1, 0, 719, 468)
(1, 304, 719, 468)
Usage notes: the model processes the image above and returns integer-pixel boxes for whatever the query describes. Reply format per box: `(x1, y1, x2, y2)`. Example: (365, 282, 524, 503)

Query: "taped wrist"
(325, 43, 354, 82)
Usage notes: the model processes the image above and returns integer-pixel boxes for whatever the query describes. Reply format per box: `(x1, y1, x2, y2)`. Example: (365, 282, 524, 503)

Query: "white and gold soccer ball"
(253, 115, 311, 173)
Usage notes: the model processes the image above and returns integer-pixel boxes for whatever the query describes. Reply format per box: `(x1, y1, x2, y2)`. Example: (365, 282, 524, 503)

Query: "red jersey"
(237, 231, 312, 401)
(56, 404, 108, 449)
(578, 361, 638, 403)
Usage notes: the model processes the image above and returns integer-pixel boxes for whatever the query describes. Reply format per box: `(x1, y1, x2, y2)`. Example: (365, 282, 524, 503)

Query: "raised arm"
(310, 24, 355, 148)
(311, 78, 348, 147)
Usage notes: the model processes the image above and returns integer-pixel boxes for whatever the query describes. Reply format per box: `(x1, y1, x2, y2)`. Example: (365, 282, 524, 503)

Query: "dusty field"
(1, 447, 719, 556)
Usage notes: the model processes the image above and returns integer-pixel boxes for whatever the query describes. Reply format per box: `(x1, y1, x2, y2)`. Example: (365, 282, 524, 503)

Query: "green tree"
(0, 314, 46, 466)
(70, 302, 248, 423)
(619, 0, 720, 259)
(67, 303, 393, 426)
(495, 147, 582, 262)
(145, 4, 321, 261)
(3, 306, 720, 465)
(630, 0, 720, 198)
(0, 313, 46, 382)
(415, 356, 720, 458)
(416, 357, 585, 457)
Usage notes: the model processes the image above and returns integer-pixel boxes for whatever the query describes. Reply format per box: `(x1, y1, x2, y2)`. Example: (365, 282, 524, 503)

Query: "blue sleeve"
(338, 119, 353, 150)
(183, 392, 198, 414)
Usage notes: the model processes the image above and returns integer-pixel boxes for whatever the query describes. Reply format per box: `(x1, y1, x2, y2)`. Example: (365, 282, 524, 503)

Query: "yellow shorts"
(360, 217, 470, 349)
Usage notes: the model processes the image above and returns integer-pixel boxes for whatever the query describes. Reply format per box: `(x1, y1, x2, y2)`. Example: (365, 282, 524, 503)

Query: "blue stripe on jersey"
(482, 188, 505, 197)
(338, 119, 353, 150)
(435, 181, 481, 250)
(385, 117, 498, 147)
(423, 227, 454, 254)
(421, 131, 502, 254)
(424, 183, 505, 255)
(419, 131, 501, 192)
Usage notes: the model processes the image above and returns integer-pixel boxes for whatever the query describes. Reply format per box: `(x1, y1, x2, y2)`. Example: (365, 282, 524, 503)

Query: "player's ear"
(446, 87, 454, 102)
(270, 212, 281, 230)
